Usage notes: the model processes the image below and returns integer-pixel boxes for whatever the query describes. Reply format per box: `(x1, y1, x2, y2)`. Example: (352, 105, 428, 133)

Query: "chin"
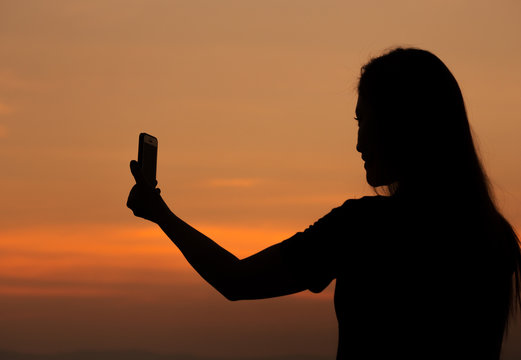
(366, 171, 394, 188)
(367, 178, 387, 187)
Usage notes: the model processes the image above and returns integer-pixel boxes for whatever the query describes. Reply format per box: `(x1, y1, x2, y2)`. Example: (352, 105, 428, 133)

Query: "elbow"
(217, 262, 245, 301)
(223, 292, 240, 301)
(218, 277, 246, 301)
(215, 259, 251, 301)
(220, 286, 243, 301)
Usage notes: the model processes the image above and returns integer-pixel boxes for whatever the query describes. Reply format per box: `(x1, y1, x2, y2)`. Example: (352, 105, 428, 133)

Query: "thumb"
(130, 160, 147, 185)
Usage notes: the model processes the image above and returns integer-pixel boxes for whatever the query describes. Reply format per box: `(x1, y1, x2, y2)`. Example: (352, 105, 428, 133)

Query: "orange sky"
(1, 0, 521, 358)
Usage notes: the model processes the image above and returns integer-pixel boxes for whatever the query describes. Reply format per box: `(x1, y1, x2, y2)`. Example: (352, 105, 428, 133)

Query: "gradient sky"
(1, 0, 521, 358)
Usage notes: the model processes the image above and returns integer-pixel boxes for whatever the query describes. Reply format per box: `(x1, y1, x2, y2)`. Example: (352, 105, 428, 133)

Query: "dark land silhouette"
(0, 350, 331, 360)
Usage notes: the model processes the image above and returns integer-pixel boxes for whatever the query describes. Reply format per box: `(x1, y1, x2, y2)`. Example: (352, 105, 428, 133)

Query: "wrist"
(156, 206, 175, 226)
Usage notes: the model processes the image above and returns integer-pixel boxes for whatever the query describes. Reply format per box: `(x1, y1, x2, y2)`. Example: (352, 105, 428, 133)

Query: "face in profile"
(355, 95, 398, 187)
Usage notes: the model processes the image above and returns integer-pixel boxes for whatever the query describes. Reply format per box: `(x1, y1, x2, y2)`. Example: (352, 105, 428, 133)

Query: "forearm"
(156, 210, 241, 300)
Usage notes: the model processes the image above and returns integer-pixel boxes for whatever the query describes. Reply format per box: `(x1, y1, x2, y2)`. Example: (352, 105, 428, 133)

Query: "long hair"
(358, 47, 521, 344)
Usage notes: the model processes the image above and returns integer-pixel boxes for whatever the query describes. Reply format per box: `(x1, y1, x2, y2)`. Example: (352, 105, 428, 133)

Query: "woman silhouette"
(127, 47, 521, 359)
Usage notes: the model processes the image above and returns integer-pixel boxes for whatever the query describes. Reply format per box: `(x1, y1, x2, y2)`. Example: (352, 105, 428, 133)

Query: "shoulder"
(338, 195, 392, 213)
(306, 195, 392, 231)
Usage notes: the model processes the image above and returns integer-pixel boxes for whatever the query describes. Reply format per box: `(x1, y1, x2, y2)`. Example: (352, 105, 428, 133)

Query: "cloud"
(204, 178, 262, 188)
(0, 223, 294, 297)
(0, 224, 184, 297)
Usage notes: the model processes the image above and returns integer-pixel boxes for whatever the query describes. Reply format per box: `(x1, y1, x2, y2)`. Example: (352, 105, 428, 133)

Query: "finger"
(131, 209, 144, 218)
(126, 186, 138, 209)
(126, 193, 134, 209)
(130, 160, 147, 185)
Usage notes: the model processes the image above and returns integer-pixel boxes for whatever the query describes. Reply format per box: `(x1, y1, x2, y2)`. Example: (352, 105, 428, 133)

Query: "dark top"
(280, 196, 512, 360)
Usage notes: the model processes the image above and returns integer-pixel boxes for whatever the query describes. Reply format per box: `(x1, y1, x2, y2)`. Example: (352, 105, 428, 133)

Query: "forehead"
(355, 94, 368, 116)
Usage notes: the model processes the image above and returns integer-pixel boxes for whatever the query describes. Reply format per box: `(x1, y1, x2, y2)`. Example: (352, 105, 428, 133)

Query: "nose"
(356, 123, 365, 155)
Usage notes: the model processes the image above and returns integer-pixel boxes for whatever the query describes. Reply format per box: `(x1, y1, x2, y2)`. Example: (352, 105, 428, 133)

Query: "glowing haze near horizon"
(1, 0, 520, 358)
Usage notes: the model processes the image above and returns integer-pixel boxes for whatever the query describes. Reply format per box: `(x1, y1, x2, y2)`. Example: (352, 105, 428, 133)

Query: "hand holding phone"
(128, 132, 168, 223)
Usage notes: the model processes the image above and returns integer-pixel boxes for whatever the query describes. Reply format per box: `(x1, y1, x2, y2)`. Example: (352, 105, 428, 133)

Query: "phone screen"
(138, 133, 158, 186)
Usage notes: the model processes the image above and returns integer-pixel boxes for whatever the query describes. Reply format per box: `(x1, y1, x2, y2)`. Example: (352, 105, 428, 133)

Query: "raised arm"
(126, 161, 306, 301)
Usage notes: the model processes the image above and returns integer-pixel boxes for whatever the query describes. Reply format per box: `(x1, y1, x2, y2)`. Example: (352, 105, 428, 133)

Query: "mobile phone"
(138, 133, 158, 186)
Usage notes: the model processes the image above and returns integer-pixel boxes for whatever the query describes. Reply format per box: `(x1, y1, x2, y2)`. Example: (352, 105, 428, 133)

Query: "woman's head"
(356, 47, 481, 196)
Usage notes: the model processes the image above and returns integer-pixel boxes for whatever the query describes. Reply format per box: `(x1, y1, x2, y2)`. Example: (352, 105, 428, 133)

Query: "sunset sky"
(1, 0, 521, 358)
